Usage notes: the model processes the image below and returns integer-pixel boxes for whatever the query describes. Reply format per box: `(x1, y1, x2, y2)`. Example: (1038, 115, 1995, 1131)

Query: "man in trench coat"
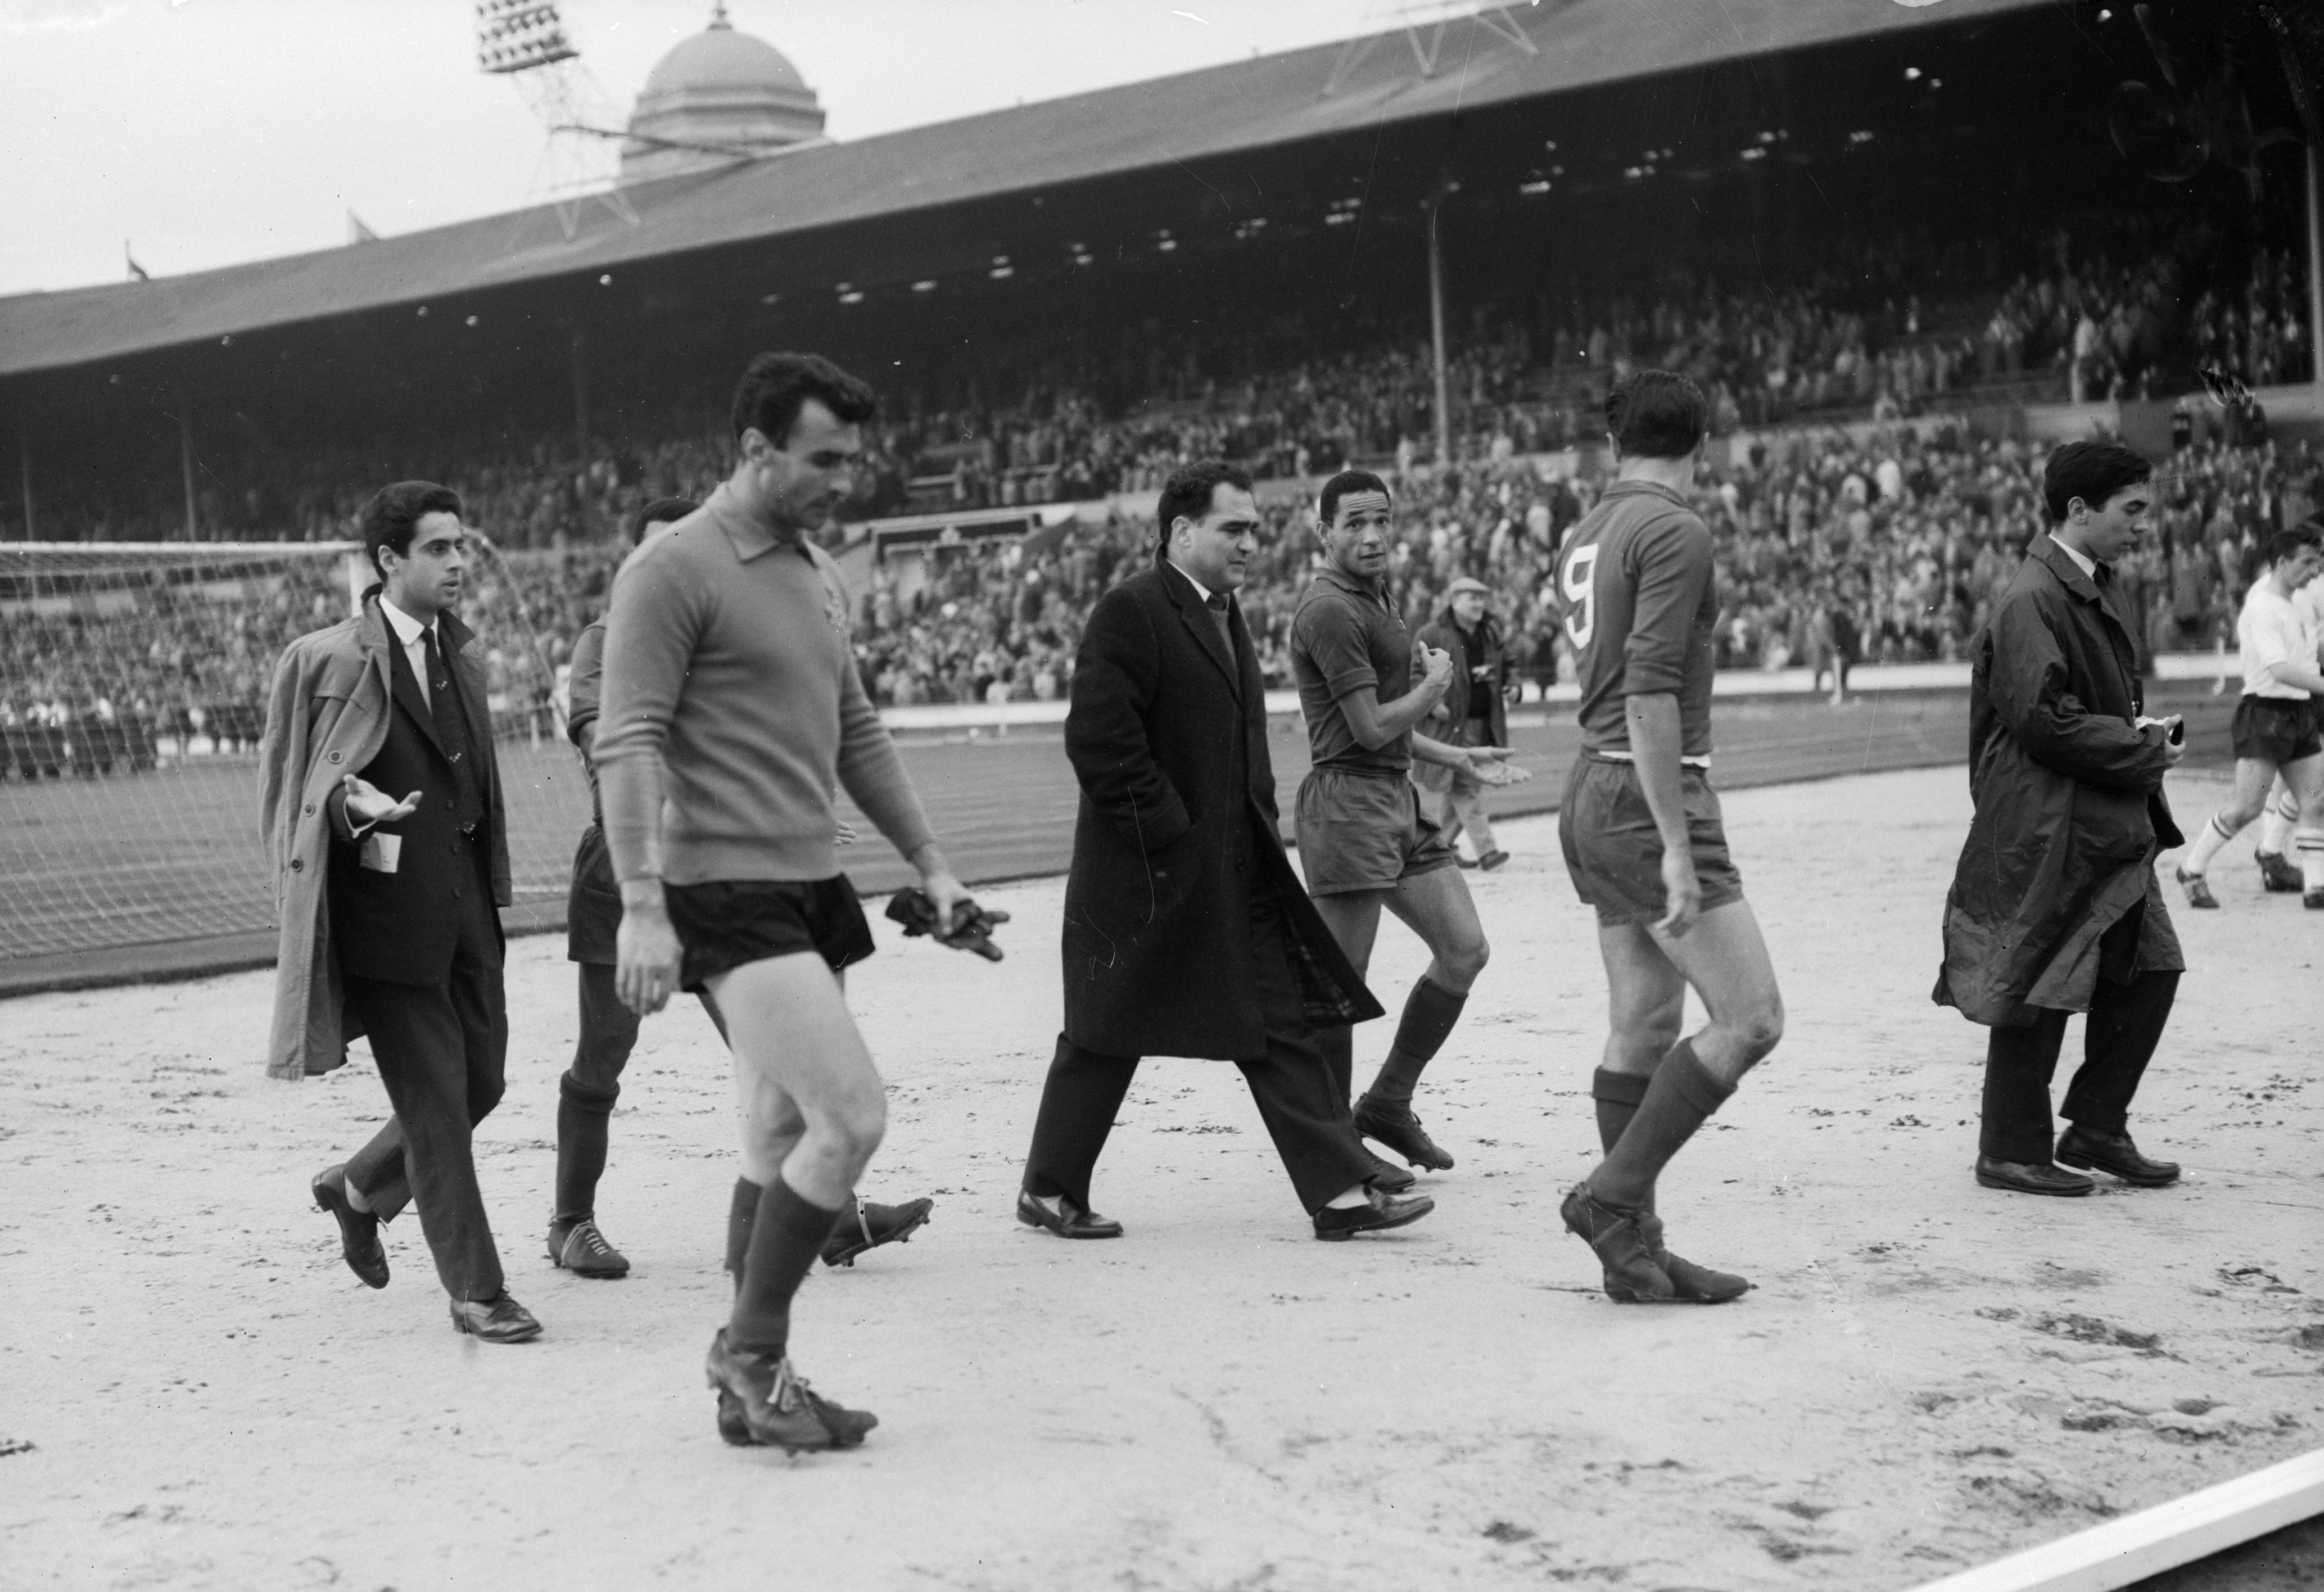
(1934, 440, 2188, 1196)
(1016, 461, 1436, 1241)
(260, 481, 536, 1338)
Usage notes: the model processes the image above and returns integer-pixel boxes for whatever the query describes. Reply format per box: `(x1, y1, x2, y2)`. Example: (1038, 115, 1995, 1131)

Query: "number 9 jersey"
(1552, 479, 1721, 761)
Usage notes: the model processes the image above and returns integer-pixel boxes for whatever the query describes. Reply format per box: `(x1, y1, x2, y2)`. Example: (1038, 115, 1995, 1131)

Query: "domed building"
(619, 4, 828, 186)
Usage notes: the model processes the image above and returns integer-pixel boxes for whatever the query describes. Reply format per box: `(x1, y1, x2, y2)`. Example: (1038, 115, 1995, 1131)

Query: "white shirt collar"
(2047, 534, 2097, 581)
(1167, 562, 1215, 604)
(378, 595, 433, 646)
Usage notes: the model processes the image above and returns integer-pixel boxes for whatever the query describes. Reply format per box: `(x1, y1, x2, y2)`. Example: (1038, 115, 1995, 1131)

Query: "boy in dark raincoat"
(1934, 440, 2188, 1196)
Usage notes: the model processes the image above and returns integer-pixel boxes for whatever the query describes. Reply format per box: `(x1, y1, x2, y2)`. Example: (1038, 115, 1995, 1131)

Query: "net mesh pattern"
(1, 540, 600, 965)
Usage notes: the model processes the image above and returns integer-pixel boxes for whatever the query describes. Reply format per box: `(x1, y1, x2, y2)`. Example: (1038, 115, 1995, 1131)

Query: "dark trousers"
(1979, 966, 2179, 1165)
(1024, 881, 1375, 1214)
(571, 960, 641, 1096)
(557, 962, 723, 1224)
(342, 887, 510, 1300)
(570, 961, 724, 1090)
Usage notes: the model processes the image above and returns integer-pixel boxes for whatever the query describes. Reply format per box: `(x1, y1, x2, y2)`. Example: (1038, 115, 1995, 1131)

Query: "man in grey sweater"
(594, 352, 971, 1452)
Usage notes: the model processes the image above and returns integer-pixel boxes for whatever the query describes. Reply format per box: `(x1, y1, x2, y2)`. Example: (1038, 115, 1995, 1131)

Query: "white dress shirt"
(378, 595, 437, 708)
(2047, 534, 2098, 582)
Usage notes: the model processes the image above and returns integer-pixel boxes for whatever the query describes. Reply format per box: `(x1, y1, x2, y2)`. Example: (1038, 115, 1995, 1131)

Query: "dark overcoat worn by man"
(1021, 560, 1391, 1227)
(1413, 590, 1513, 864)
(261, 592, 521, 1315)
(1934, 536, 2185, 1189)
(1414, 600, 1511, 752)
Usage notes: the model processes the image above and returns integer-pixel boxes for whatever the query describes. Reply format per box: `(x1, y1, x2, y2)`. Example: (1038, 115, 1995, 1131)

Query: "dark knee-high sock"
(724, 1177, 761, 1294)
(1591, 1067, 1654, 1213)
(1591, 1066, 1650, 1154)
(1317, 1025, 1355, 1109)
(1589, 1041, 1733, 1208)
(553, 1075, 620, 1227)
(1366, 976, 1468, 1104)
(729, 1175, 844, 1359)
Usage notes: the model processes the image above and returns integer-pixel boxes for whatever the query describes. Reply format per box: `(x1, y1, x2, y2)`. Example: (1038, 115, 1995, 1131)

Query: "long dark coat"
(1933, 539, 2184, 1028)
(1061, 564, 1383, 1059)
(1415, 604, 1511, 750)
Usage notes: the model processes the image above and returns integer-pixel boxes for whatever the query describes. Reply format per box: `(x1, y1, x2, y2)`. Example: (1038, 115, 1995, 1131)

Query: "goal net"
(0, 539, 613, 972)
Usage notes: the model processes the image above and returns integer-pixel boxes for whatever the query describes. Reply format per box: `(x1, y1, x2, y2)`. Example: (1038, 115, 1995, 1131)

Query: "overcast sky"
(0, 0, 1424, 299)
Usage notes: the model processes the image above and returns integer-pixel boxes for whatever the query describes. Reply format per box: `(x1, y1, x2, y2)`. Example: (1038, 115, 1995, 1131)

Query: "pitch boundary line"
(1906, 1448, 2324, 1592)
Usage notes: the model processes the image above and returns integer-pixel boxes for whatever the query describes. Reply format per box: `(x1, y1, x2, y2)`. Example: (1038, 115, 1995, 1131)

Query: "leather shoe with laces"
(2054, 1127, 2180, 1187)
(548, 1218, 631, 1278)
(312, 1165, 388, 1290)
(2257, 850, 2305, 893)
(1366, 1151, 1416, 1193)
(2175, 866, 2218, 909)
(1354, 1093, 1455, 1171)
(823, 1196, 934, 1267)
(1313, 1186, 1435, 1240)
(1635, 1210, 1748, 1304)
(1015, 1189, 1123, 1239)
(704, 1329, 875, 1451)
(449, 1294, 542, 1344)
(1559, 1184, 1674, 1300)
(1974, 1156, 2095, 1196)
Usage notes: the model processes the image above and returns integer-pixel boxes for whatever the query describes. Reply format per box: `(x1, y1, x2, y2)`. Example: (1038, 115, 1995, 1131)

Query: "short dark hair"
(730, 352, 878, 446)
(1606, 370, 1707, 460)
(1153, 460, 1254, 567)
(358, 480, 463, 589)
(2042, 440, 2152, 523)
(1318, 468, 1392, 527)
(631, 496, 699, 546)
(2265, 521, 2323, 567)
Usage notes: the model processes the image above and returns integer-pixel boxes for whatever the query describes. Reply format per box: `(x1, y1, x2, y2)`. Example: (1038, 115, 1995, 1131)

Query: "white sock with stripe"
(2183, 812, 2236, 877)
(2298, 828, 2324, 894)
(2260, 789, 2299, 857)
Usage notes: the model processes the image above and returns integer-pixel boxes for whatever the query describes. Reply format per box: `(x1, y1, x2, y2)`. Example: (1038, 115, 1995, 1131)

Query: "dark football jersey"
(1554, 480, 1719, 759)
(1291, 566, 1421, 774)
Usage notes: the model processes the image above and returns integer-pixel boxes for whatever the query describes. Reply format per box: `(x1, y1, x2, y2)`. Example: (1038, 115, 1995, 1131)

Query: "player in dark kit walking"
(1551, 372, 1783, 1304)
(1289, 470, 1516, 1180)
(595, 352, 982, 1451)
(552, 496, 933, 1287)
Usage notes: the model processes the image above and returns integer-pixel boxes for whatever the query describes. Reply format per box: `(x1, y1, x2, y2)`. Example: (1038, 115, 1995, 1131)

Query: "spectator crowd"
(7, 413, 2315, 783)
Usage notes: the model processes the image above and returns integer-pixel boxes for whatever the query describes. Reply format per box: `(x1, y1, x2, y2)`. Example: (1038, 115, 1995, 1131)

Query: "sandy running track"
(2, 765, 2318, 1591)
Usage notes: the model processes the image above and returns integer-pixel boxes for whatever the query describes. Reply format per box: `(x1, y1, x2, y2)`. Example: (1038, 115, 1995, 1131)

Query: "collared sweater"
(593, 484, 934, 884)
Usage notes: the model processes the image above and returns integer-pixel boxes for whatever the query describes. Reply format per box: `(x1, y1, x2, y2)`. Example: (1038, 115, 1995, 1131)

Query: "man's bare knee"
(828, 1091, 887, 1162)
(1443, 929, 1490, 988)
(1724, 999, 1784, 1067)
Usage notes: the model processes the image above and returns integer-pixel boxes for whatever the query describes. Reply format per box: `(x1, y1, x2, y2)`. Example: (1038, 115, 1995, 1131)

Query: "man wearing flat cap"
(1416, 575, 1520, 871)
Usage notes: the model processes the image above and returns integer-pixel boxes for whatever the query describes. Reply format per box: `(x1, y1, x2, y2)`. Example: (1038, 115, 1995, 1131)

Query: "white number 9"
(1561, 545, 1598, 650)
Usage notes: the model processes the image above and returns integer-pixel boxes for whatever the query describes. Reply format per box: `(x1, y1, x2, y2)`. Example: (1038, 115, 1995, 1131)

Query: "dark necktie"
(1204, 592, 1232, 652)
(422, 625, 484, 829)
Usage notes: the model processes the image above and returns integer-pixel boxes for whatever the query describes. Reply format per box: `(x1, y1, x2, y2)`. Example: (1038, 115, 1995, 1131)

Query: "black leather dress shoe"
(2055, 1127, 2180, 1187)
(1313, 1186, 1435, 1240)
(312, 1165, 388, 1290)
(449, 1294, 542, 1344)
(1974, 1156, 2095, 1196)
(1015, 1190, 1124, 1239)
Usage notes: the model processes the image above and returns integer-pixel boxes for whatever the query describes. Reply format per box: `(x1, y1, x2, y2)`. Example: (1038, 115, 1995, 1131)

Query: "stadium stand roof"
(0, 0, 2046, 380)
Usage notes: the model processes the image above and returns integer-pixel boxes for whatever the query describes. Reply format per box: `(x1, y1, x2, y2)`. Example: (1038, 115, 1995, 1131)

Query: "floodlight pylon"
(477, 0, 639, 239)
